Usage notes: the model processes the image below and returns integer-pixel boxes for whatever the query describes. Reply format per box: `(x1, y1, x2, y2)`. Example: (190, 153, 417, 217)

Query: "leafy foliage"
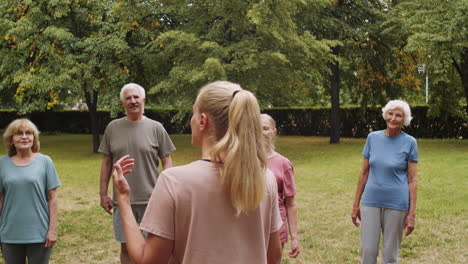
(0, 0, 136, 112)
(144, 0, 334, 109)
(390, 0, 468, 107)
(0, 0, 466, 146)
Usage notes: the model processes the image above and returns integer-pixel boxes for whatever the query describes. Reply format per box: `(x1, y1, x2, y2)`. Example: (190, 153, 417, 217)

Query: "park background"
(0, 0, 467, 263)
(0, 135, 466, 264)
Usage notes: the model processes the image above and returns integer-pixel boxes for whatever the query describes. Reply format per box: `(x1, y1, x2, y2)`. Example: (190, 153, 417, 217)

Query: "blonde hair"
(195, 81, 267, 216)
(261, 113, 277, 150)
(3, 119, 40, 156)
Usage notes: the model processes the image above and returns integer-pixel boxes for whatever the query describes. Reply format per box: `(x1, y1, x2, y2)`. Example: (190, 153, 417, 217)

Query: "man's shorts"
(113, 204, 148, 243)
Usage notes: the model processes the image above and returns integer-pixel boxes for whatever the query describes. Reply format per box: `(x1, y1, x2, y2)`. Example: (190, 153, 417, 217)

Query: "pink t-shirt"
(140, 160, 282, 264)
(267, 153, 296, 243)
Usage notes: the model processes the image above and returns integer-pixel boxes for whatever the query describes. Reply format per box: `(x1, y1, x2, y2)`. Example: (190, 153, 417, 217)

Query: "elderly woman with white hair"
(351, 100, 418, 264)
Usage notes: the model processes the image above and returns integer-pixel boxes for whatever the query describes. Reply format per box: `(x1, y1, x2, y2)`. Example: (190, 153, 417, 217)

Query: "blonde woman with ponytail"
(112, 81, 283, 264)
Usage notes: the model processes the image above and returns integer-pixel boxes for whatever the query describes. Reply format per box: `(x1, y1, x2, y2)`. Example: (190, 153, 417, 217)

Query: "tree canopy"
(391, 0, 468, 109)
(0, 0, 466, 149)
(142, 0, 334, 110)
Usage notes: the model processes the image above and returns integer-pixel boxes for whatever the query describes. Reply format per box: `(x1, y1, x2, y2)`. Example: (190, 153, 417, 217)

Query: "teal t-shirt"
(361, 130, 418, 210)
(0, 153, 61, 243)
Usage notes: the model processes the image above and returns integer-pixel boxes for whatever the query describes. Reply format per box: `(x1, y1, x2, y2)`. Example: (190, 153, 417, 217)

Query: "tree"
(1, 0, 335, 149)
(141, 0, 334, 110)
(0, 0, 163, 152)
(298, 0, 392, 143)
(343, 9, 424, 106)
(391, 0, 467, 107)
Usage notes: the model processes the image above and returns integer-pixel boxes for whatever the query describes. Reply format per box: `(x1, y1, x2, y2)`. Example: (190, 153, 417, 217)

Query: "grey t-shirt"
(98, 117, 176, 205)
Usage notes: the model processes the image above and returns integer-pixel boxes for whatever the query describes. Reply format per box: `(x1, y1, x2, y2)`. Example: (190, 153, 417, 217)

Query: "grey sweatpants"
(1, 243, 53, 264)
(360, 206, 407, 264)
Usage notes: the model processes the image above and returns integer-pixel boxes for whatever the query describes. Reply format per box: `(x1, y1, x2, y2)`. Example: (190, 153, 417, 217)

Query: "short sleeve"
(45, 156, 61, 191)
(155, 124, 176, 158)
(282, 163, 296, 198)
(140, 172, 175, 240)
(362, 134, 371, 158)
(408, 137, 419, 162)
(98, 125, 111, 155)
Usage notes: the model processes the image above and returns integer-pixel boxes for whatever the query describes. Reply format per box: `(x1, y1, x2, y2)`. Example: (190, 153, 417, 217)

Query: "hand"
(112, 155, 135, 199)
(45, 230, 57, 248)
(100, 194, 114, 215)
(403, 214, 415, 236)
(288, 238, 300, 258)
(352, 207, 361, 227)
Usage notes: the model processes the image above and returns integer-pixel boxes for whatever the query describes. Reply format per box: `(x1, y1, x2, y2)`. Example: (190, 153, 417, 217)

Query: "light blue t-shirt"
(0, 153, 61, 243)
(361, 130, 418, 210)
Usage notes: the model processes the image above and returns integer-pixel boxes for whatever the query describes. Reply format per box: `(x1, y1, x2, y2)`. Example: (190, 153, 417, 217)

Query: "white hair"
(382, 100, 413, 126)
(120, 83, 146, 102)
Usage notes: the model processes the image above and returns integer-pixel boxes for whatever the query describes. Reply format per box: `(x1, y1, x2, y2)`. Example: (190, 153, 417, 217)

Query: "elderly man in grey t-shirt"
(98, 83, 176, 264)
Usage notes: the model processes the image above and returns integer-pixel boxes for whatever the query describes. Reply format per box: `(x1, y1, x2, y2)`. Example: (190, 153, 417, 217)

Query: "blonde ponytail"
(196, 81, 267, 216)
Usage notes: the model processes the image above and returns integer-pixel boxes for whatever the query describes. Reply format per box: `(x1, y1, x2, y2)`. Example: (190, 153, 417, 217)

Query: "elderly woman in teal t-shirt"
(0, 119, 61, 264)
(351, 100, 418, 264)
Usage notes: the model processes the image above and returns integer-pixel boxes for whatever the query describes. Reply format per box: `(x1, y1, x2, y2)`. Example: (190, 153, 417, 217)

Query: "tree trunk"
(461, 48, 468, 106)
(84, 90, 100, 153)
(452, 47, 468, 106)
(330, 46, 341, 144)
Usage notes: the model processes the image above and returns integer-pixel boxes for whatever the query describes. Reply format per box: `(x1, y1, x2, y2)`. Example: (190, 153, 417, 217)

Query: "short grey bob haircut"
(119, 83, 146, 102)
(382, 100, 413, 127)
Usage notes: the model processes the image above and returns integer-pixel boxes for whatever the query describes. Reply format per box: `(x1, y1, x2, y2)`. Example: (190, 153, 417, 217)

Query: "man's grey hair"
(120, 83, 146, 102)
(382, 100, 413, 127)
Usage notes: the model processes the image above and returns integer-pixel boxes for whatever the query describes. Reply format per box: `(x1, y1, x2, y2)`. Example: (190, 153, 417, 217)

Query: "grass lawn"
(0, 134, 466, 263)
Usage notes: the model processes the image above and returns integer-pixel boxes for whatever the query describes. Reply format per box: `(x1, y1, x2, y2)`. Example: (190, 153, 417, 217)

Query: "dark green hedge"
(0, 106, 466, 138)
(263, 106, 467, 138)
(0, 109, 191, 135)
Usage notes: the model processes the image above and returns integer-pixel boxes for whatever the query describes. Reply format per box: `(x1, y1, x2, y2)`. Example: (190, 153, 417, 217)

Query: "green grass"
(0, 134, 466, 263)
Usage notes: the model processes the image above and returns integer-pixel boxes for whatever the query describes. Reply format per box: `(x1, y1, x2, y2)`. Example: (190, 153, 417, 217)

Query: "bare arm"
(113, 155, 174, 264)
(160, 155, 173, 170)
(117, 197, 173, 263)
(285, 196, 300, 258)
(404, 161, 418, 236)
(100, 154, 114, 214)
(140, 234, 173, 264)
(45, 188, 58, 248)
(352, 158, 370, 227)
(267, 231, 282, 264)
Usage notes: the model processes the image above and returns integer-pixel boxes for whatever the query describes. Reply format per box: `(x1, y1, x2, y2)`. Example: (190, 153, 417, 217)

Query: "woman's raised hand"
(112, 155, 135, 199)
